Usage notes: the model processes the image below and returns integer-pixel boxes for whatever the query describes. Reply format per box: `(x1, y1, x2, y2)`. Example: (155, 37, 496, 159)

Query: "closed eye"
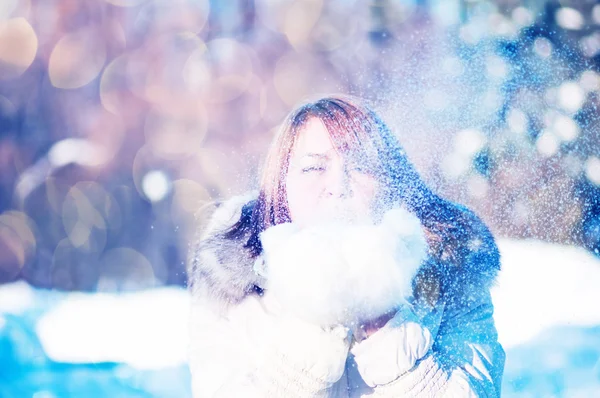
(301, 166, 326, 173)
(348, 164, 373, 175)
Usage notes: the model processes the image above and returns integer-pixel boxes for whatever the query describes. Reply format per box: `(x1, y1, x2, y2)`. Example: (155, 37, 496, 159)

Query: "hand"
(350, 306, 433, 387)
(248, 291, 352, 385)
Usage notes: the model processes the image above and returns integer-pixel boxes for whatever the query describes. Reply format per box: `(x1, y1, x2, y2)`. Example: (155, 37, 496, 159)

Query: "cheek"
(286, 174, 382, 225)
(285, 174, 323, 224)
(351, 175, 380, 204)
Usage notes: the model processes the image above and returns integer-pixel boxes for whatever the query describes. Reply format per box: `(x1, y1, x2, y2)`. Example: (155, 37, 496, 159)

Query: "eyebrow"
(301, 149, 336, 159)
(303, 153, 329, 159)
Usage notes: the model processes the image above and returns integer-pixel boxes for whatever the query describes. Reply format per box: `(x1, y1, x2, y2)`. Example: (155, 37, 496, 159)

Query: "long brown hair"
(222, 95, 499, 304)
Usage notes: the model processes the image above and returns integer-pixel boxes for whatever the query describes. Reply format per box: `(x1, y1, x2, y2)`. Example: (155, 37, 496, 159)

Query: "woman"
(188, 96, 505, 397)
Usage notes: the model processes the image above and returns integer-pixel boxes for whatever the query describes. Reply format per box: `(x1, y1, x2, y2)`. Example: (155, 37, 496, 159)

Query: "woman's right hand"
(247, 291, 352, 386)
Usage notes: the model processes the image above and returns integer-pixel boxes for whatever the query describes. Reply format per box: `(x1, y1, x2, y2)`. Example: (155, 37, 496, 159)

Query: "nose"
(326, 164, 353, 198)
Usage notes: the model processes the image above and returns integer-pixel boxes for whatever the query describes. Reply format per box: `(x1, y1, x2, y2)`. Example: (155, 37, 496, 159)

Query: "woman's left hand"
(350, 306, 434, 387)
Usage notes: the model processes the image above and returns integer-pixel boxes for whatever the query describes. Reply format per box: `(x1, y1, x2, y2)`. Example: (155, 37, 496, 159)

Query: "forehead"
(291, 118, 335, 158)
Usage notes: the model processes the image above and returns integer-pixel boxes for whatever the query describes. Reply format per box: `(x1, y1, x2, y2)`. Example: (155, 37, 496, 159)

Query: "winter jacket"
(188, 193, 505, 397)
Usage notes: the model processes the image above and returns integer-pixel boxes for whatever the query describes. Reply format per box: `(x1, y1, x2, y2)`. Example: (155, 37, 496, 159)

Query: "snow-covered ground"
(1, 238, 600, 396)
(0, 282, 191, 370)
(493, 239, 600, 396)
(492, 239, 600, 349)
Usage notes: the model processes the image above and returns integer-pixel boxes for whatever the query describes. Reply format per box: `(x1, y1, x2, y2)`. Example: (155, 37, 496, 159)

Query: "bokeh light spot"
(142, 170, 171, 203)
(282, 0, 323, 49)
(442, 152, 471, 180)
(454, 129, 486, 157)
(555, 7, 584, 31)
(104, 0, 148, 7)
(558, 82, 585, 114)
(593, 5, 600, 25)
(0, 17, 37, 80)
(512, 7, 533, 28)
(62, 182, 113, 253)
(585, 157, 600, 186)
(579, 70, 600, 92)
(507, 109, 528, 135)
(553, 115, 579, 142)
(467, 174, 489, 199)
(273, 52, 338, 106)
(183, 38, 254, 103)
(49, 28, 107, 89)
(98, 247, 156, 291)
(0, 211, 36, 282)
(144, 106, 207, 160)
(533, 37, 552, 58)
(99, 55, 128, 115)
(48, 139, 110, 168)
(536, 131, 560, 158)
(171, 179, 210, 215)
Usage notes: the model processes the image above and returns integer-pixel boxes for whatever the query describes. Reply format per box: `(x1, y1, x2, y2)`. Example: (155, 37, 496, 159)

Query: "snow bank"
(492, 239, 600, 349)
(0, 283, 190, 370)
(1, 238, 599, 376)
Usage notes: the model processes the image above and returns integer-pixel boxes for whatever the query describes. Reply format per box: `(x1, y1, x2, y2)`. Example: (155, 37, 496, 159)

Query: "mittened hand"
(350, 306, 433, 387)
(248, 291, 352, 385)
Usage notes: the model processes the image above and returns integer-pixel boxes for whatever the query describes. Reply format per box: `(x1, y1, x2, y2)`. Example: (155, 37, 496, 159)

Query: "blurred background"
(1, 0, 600, 396)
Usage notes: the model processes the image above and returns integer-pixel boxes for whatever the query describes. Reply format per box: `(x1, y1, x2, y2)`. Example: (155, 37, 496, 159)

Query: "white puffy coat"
(188, 194, 505, 397)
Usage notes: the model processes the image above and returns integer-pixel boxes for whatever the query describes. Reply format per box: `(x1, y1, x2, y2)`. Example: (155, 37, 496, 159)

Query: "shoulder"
(452, 203, 501, 285)
(187, 191, 263, 312)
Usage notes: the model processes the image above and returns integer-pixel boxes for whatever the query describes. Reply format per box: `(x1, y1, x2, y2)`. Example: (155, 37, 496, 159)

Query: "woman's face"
(285, 118, 381, 227)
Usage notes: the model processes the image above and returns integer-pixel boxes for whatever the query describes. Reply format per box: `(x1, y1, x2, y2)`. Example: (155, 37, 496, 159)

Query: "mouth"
(313, 201, 375, 226)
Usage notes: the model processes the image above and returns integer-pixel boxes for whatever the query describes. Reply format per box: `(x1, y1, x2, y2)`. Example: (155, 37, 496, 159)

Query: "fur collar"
(187, 192, 264, 312)
(187, 192, 500, 313)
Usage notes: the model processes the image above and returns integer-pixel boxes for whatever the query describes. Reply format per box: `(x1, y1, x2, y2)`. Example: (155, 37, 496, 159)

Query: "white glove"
(247, 291, 352, 387)
(350, 306, 433, 387)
